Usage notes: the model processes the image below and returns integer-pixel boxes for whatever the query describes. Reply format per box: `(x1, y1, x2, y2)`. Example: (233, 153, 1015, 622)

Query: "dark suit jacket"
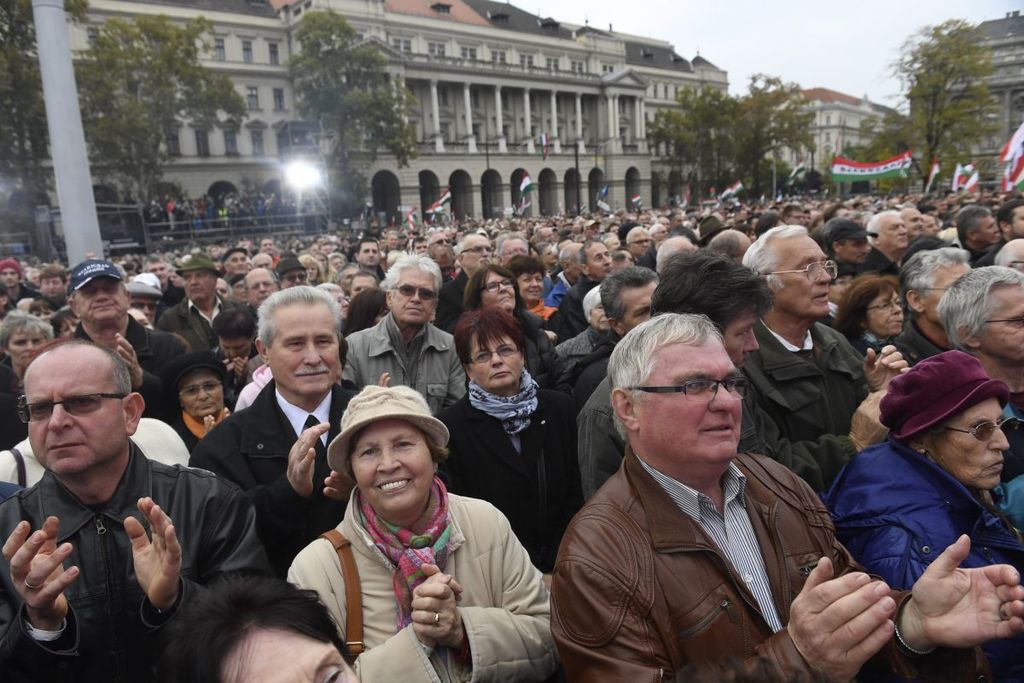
(556, 275, 598, 341)
(190, 381, 356, 576)
(156, 296, 247, 352)
(437, 269, 469, 333)
(439, 390, 583, 572)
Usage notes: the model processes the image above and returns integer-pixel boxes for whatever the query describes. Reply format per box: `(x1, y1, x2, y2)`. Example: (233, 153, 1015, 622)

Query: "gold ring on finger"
(24, 578, 42, 591)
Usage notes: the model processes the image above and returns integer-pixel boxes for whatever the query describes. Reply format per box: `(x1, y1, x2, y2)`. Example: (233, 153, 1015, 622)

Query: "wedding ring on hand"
(433, 611, 440, 625)
(24, 578, 41, 591)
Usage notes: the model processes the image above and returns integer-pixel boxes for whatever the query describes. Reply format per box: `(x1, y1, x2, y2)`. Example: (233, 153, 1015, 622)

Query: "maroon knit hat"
(0, 258, 21, 277)
(880, 350, 1009, 441)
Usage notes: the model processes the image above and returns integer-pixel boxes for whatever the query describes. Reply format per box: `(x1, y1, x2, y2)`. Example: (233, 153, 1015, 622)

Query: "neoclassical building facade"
(74, 0, 727, 219)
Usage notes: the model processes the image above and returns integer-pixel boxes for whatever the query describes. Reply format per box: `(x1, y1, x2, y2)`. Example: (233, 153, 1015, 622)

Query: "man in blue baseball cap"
(69, 259, 186, 420)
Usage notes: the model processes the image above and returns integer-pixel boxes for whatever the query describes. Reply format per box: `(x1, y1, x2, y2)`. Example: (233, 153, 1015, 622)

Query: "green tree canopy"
(874, 19, 997, 177)
(0, 0, 87, 205)
(733, 75, 813, 196)
(647, 85, 737, 200)
(75, 15, 246, 201)
(290, 10, 416, 217)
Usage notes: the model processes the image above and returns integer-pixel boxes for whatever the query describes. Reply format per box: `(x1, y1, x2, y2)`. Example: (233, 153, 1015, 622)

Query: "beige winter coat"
(288, 493, 557, 682)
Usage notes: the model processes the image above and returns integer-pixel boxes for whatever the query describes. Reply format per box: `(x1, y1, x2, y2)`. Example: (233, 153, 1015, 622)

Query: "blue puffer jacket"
(825, 438, 1024, 683)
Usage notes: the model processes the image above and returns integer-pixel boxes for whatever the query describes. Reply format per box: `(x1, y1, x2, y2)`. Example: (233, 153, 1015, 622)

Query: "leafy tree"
(290, 11, 417, 218)
(647, 86, 737, 199)
(885, 19, 996, 176)
(733, 75, 813, 195)
(0, 0, 88, 208)
(75, 15, 246, 200)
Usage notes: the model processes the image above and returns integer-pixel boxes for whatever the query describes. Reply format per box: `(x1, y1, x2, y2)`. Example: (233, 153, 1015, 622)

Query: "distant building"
(977, 10, 1024, 164)
(71, 0, 729, 218)
(785, 88, 894, 174)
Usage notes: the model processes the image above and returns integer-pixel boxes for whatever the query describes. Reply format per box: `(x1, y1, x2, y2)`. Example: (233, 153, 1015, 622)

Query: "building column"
(638, 97, 648, 153)
(523, 88, 535, 154)
(606, 94, 615, 140)
(575, 92, 585, 153)
(494, 85, 507, 153)
(463, 82, 477, 153)
(550, 90, 561, 154)
(430, 79, 443, 152)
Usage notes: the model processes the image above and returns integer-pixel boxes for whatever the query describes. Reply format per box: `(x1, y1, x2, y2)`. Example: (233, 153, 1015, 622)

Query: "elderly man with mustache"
(191, 287, 356, 576)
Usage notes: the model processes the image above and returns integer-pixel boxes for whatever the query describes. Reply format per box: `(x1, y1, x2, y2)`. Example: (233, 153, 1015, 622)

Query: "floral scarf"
(468, 368, 539, 436)
(358, 476, 453, 630)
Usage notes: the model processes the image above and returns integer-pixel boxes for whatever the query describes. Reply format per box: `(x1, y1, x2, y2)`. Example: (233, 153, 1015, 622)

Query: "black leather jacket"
(0, 446, 271, 682)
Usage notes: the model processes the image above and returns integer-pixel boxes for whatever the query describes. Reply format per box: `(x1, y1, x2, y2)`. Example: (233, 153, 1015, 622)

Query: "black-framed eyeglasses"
(629, 377, 749, 401)
(984, 317, 1024, 328)
(17, 393, 127, 423)
(179, 381, 222, 398)
(395, 284, 436, 300)
(945, 417, 1021, 442)
(470, 345, 519, 365)
(767, 260, 838, 281)
(481, 278, 514, 293)
(282, 271, 308, 283)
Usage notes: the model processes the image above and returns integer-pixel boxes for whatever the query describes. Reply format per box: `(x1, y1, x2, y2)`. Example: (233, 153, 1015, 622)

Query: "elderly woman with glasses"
(832, 274, 904, 356)
(825, 350, 1024, 681)
(462, 263, 566, 391)
(160, 351, 230, 452)
(288, 384, 557, 682)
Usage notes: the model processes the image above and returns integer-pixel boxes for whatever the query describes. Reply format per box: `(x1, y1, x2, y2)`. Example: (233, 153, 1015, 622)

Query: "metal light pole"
(32, 0, 103, 263)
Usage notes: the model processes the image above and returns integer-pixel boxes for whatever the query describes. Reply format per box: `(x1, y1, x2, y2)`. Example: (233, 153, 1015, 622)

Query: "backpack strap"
(10, 447, 26, 488)
(319, 529, 364, 662)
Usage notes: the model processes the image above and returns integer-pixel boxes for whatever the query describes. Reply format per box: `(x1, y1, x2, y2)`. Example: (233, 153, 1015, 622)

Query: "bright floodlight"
(285, 160, 321, 191)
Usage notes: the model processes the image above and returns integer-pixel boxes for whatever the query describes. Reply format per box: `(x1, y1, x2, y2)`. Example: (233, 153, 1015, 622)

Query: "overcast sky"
(544, 0, 1020, 106)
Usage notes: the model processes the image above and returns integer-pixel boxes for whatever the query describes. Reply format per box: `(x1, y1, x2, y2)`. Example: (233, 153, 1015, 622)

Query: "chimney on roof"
(609, 23, 613, 31)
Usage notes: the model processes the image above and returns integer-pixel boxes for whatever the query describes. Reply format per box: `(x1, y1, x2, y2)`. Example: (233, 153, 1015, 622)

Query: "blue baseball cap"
(68, 259, 123, 292)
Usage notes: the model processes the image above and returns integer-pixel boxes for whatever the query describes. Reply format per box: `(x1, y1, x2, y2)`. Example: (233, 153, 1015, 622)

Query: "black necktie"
(304, 414, 326, 459)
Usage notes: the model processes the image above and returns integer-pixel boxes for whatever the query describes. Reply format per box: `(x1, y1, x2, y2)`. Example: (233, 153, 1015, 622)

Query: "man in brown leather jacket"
(551, 313, 1024, 682)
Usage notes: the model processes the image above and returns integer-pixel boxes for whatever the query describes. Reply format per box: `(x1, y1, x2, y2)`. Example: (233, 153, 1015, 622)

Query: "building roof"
(802, 87, 896, 115)
(691, 55, 718, 69)
(979, 11, 1024, 41)
(384, 0, 491, 27)
(119, 0, 279, 16)
(624, 41, 692, 72)
(461, 0, 573, 38)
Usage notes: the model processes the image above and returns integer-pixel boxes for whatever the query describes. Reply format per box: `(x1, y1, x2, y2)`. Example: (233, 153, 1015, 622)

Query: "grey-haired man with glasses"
(741, 226, 907, 492)
(551, 313, 1024, 682)
(0, 340, 269, 682)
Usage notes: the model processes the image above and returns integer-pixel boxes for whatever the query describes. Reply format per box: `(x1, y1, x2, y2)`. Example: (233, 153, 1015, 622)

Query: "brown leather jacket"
(550, 450, 987, 682)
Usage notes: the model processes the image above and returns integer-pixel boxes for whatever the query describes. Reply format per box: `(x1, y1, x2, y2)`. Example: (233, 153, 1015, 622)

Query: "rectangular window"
(87, 26, 99, 47)
(602, 64, 614, 74)
(242, 40, 253, 63)
(247, 86, 260, 110)
(195, 130, 210, 157)
(438, 87, 449, 107)
(428, 42, 446, 57)
(439, 121, 451, 141)
(269, 43, 280, 65)
(224, 130, 238, 156)
(165, 130, 180, 157)
(520, 54, 534, 68)
(214, 38, 226, 61)
(273, 88, 285, 111)
(250, 130, 265, 156)
(546, 57, 558, 71)
(570, 60, 585, 74)
(391, 37, 411, 53)
(460, 46, 477, 61)
(491, 49, 506, 64)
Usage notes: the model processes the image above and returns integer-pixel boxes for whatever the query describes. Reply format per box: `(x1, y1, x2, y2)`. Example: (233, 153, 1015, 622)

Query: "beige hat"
(326, 385, 450, 475)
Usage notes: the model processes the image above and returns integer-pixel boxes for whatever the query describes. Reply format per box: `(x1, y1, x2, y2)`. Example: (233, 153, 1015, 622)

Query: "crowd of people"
(143, 191, 302, 232)
(2, 189, 1024, 681)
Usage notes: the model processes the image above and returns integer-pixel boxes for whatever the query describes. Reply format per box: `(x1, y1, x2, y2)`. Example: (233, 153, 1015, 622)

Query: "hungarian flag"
(963, 169, 980, 193)
(952, 164, 976, 192)
(631, 194, 642, 209)
(831, 151, 913, 182)
(924, 160, 940, 193)
(520, 174, 536, 197)
(720, 180, 744, 200)
(427, 187, 451, 214)
(1000, 121, 1024, 192)
(406, 207, 417, 231)
(787, 162, 806, 185)
(540, 133, 550, 160)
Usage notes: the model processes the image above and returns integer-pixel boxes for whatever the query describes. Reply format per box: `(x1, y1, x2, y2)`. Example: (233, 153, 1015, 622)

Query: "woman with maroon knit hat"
(825, 350, 1024, 680)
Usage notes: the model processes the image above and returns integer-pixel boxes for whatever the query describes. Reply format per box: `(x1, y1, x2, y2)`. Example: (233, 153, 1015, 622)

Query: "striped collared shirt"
(638, 456, 784, 632)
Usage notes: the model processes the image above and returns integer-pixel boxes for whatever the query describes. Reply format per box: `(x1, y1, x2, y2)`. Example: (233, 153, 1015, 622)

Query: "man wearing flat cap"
(276, 257, 309, 289)
(221, 247, 251, 277)
(70, 259, 186, 420)
(823, 218, 872, 269)
(156, 253, 246, 352)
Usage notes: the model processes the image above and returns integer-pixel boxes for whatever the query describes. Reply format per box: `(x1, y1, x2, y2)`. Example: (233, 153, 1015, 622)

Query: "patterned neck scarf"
(468, 368, 539, 436)
(358, 476, 453, 630)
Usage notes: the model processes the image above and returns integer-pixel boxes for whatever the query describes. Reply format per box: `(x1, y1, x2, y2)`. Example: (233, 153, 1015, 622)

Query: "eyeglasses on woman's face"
(945, 416, 1021, 442)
